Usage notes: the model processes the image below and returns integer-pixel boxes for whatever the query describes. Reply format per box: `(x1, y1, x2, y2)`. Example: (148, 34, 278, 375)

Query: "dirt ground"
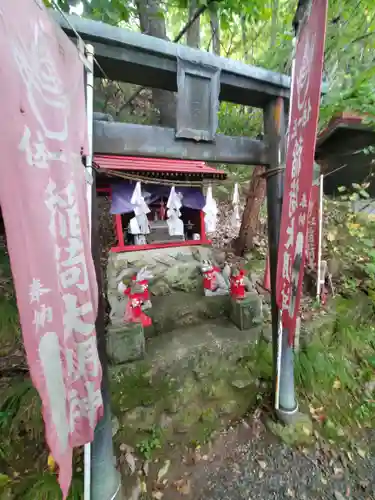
(125, 410, 375, 500)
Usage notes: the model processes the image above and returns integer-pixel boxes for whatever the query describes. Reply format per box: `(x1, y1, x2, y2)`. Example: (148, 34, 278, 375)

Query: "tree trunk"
(209, 3, 220, 55)
(241, 15, 249, 62)
(135, 0, 176, 127)
(235, 165, 267, 256)
(270, 0, 279, 49)
(186, 0, 200, 48)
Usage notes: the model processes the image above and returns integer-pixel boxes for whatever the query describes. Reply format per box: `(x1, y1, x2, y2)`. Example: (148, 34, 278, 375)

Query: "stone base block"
(230, 292, 262, 330)
(146, 292, 230, 337)
(107, 323, 145, 365)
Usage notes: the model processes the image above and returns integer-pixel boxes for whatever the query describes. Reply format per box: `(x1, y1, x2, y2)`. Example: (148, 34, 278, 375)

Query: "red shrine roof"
(94, 155, 226, 179)
(316, 112, 366, 150)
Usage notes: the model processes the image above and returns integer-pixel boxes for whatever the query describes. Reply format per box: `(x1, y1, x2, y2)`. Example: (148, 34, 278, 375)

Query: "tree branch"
(116, 0, 217, 115)
(175, 0, 214, 45)
(351, 31, 375, 44)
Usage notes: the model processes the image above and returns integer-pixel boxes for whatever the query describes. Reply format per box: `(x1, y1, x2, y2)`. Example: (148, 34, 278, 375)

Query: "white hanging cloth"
(166, 186, 184, 236)
(130, 181, 150, 235)
(231, 182, 241, 229)
(203, 184, 218, 233)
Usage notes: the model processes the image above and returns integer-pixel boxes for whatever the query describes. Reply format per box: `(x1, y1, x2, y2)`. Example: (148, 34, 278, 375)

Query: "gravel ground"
(126, 413, 374, 500)
(199, 427, 375, 500)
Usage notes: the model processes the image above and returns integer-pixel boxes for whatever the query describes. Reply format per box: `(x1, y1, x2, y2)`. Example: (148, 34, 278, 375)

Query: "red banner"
(0, 2, 103, 497)
(276, 0, 328, 345)
(306, 184, 320, 271)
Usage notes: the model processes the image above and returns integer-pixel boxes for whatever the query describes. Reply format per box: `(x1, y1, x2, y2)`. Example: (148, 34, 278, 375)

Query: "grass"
(0, 243, 20, 356)
(13, 467, 84, 500)
(0, 378, 43, 440)
(294, 297, 375, 443)
(0, 289, 19, 355)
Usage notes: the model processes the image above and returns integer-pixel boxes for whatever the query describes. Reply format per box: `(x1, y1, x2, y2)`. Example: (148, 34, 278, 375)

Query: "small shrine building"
(95, 154, 228, 328)
(94, 155, 226, 253)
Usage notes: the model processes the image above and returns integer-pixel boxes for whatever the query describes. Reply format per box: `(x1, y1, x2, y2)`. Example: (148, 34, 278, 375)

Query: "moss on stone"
(109, 322, 267, 455)
(110, 364, 175, 415)
(148, 292, 230, 336)
(173, 403, 203, 433)
(266, 414, 314, 447)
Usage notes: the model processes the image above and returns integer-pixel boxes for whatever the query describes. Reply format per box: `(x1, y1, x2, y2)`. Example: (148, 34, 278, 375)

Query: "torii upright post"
(263, 97, 298, 422)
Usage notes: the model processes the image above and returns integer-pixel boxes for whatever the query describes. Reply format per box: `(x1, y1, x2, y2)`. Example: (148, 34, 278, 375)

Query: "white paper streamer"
(231, 182, 241, 229)
(203, 184, 218, 233)
(130, 181, 150, 235)
(166, 186, 184, 236)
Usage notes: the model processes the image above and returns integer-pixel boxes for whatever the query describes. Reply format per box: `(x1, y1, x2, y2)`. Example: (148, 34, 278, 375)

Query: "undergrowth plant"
(13, 467, 83, 500)
(325, 183, 375, 298)
(294, 295, 375, 442)
(136, 426, 162, 460)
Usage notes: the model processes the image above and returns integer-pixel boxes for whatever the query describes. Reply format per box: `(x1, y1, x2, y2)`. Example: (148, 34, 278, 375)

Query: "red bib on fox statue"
(124, 287, 152, 327)
(118, 268, 153, 327)
(230, 270, 246, 299)
(202, 266, 221, 292)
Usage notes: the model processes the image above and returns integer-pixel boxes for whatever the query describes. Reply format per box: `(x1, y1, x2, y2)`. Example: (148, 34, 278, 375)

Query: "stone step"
(108, 290, 263, 339)
(109, 321, 267, 450)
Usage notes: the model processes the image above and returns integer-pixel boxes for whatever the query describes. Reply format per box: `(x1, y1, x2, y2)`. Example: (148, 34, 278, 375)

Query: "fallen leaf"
(174, 479, 191, 495)
(327, 231, 336, 242)
(257, 460, 267, 470)
(157, 460, 171, 483)
(357, 448, 367, 458)
(152, 492, 164, 500)
(286, 487, 295, 497)
(333, 379, 341, 390)
(142, 461, 149, 477)
(120, 443, 134, 453)
(333, 467, 344, 478)
(140, 479, 147, 493)
(125, 452, 136, 475)
(334, 491, 345, 500)
(304, 426, 312, 436)
(47, 454, 56, 472)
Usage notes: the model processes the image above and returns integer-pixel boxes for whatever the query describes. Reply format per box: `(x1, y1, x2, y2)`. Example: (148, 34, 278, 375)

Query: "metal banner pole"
(84, 42, 95, 500)
(316, 174, 324, 301)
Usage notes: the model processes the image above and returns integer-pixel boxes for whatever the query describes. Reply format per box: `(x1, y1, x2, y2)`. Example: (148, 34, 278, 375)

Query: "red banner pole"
(274, 0, 328, 420)
(276, 0, 328, 347)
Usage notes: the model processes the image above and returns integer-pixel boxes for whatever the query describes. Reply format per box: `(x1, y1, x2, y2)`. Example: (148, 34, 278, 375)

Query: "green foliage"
(45, 0, 375, 129)
(14, 469, 83, 500)
(136, 426, 162, 459)
(0, 378, 43, 445)
(0, 242, 20, 358)
(295, 311, 375, 439)
(324, 185, 375, 297)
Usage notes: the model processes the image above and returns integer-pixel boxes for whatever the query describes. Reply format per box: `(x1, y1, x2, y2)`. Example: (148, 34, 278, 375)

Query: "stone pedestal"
(230, 292, 262, 330)
(107, 322, 145, 365)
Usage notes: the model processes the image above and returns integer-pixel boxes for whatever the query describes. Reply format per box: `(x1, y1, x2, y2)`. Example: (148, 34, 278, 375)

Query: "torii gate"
(54, 10, 293, 499)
